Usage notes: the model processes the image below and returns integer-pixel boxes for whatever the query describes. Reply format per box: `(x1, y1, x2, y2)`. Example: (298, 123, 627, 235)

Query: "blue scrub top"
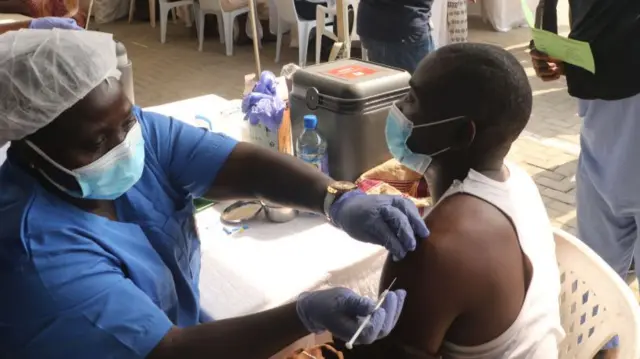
(0, 107, 238, 359)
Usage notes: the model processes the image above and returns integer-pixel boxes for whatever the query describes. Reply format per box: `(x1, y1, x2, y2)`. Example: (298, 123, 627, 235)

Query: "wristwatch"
(323, 181, 359, 219)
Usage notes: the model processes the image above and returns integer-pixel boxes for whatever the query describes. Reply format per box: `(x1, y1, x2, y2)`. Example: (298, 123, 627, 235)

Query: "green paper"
(194, 198, 216, 212)
(520, 0, 596, 74)
(531, 29, 595, 73)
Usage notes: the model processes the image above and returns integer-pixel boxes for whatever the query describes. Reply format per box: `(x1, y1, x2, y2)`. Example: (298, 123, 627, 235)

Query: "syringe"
(345, 277, 397, 350)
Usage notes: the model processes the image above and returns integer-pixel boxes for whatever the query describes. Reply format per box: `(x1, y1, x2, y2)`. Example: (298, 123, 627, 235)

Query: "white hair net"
(0, 29, 119, 147)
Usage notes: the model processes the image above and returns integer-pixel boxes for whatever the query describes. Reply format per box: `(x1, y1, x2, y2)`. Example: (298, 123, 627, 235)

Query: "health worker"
(0, 29, 429, 359)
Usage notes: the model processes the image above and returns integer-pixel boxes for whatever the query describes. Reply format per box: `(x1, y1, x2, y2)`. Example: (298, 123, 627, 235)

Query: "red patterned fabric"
(25, 0, 87, 27)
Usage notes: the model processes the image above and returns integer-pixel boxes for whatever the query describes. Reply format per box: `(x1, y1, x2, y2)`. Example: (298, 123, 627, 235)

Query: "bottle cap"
(303, 114, 318, 129)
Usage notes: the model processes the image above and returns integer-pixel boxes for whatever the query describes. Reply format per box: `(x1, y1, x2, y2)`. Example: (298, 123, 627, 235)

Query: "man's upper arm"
(138, 107, 238, 198)
(376, 195, 490, 357)
(0, 230, 173, 359)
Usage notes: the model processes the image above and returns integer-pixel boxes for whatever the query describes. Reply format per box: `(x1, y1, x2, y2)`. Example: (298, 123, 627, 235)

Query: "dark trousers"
(361, 34, 435, 74)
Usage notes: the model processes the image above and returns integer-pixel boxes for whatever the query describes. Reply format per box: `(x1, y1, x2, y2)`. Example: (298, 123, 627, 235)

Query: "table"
(0, 14, 32, 25)
(146, 94, 388, 357)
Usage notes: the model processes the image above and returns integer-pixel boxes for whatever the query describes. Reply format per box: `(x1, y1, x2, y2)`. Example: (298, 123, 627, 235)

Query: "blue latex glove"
(330, 190, 429, 260)
(241, 71, 285, 132)
(296, 287, 407, 345)
(29, 17, 83, 30)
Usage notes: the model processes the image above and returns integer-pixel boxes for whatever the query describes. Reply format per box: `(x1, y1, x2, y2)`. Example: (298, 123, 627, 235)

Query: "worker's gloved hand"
(330, 190, 429, 260)
(29, 17, 83, 30)
(296, 287, 407, 345)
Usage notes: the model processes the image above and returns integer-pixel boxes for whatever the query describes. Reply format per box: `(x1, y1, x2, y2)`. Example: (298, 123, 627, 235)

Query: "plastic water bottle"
(296, 114, 329, 175)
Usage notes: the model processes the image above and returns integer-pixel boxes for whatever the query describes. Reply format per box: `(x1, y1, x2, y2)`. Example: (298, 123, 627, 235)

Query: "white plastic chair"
(315, 0, 360, 64)
(554, 228, 640, 358)
(130, 0, 177, 25)
(194, 0, 248, 55)
(273, 0, 332, 66)
(315, 4, 337, 64)
(159, 0, 195, 43)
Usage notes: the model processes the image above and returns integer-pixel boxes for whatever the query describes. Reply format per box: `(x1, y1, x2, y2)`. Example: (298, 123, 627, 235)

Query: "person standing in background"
(531, 1, 640, 359)
(357, 0, 434, 73)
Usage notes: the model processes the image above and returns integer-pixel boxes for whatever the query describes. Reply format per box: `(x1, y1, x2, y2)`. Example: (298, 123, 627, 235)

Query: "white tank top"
(439, 162, 565, 359)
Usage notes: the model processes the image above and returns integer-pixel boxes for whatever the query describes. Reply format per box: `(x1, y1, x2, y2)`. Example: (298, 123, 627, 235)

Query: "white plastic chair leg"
(216, 13, 225, 43)
(183, 5, 193, 27)
(222, 12, 234, 56)
(128, 0, 135, 22)
(197, 10, 205, 51)
(160, 3, 170, 43)
(275, 19, 283, 63)
(316, 7, 325, 64)
(149, 0, 156, 27)
(298, 23, 314, 67)
(171, 8, 178, 24)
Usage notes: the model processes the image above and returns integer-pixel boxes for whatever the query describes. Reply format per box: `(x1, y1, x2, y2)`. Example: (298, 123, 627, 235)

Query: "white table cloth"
(196, 205, 386, 319)
(0, 13, 32, 24)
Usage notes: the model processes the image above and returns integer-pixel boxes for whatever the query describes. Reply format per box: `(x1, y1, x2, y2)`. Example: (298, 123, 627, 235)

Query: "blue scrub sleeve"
(137, 107, 239, 198)
(1, 230, 174, 359)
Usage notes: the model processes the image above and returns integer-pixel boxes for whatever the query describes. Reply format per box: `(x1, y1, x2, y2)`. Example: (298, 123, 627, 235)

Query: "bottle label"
(299, 153, 329, 175)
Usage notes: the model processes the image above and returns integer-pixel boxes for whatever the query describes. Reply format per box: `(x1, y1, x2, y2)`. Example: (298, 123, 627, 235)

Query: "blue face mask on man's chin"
(384, 104, 466, 175)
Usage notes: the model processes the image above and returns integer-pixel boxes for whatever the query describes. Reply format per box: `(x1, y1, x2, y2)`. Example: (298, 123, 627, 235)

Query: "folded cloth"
(356, 159, 431, 215)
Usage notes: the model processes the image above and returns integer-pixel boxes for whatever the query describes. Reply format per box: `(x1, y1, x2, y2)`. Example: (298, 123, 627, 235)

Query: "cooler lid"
(291, 59, 411, 101)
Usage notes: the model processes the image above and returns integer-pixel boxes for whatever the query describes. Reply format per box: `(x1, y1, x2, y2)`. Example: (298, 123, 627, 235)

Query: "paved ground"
(95, 3, 580, 234)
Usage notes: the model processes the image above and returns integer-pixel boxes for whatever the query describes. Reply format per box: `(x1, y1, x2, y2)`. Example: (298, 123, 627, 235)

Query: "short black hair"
(414, 43, 532, 149)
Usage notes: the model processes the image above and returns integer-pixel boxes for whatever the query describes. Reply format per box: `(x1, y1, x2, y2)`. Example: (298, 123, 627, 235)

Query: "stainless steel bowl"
(262, 202, 298, 223)
(220, 200, 263, 224)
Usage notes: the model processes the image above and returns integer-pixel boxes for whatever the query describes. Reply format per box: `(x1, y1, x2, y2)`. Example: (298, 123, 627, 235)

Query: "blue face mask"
(26, 121, 146, 200)
(385, 104, 465, 174)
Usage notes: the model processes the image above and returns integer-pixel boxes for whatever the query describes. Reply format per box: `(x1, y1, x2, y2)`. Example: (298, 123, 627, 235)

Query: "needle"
(345, 278, 397, 350)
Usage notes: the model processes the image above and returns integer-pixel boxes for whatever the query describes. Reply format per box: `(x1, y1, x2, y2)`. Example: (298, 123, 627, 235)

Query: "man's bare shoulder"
(376, 192, 522, 354)
(413, 194, 516, 284)
(424, 192, 518, 255)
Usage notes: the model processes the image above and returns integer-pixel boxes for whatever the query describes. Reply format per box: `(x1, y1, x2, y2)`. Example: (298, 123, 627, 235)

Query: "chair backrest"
(0, 144, 7, 166)
(198, 0, 223, 12)
(273, 0, 299, 24)
(554, 228, 640, 358)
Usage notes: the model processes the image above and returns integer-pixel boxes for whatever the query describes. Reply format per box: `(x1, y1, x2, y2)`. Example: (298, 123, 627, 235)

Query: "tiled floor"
(96, 5, 580, 234)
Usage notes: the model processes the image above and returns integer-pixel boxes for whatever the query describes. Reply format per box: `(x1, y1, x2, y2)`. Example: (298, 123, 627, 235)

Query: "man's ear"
(452, 118, 475, 150)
